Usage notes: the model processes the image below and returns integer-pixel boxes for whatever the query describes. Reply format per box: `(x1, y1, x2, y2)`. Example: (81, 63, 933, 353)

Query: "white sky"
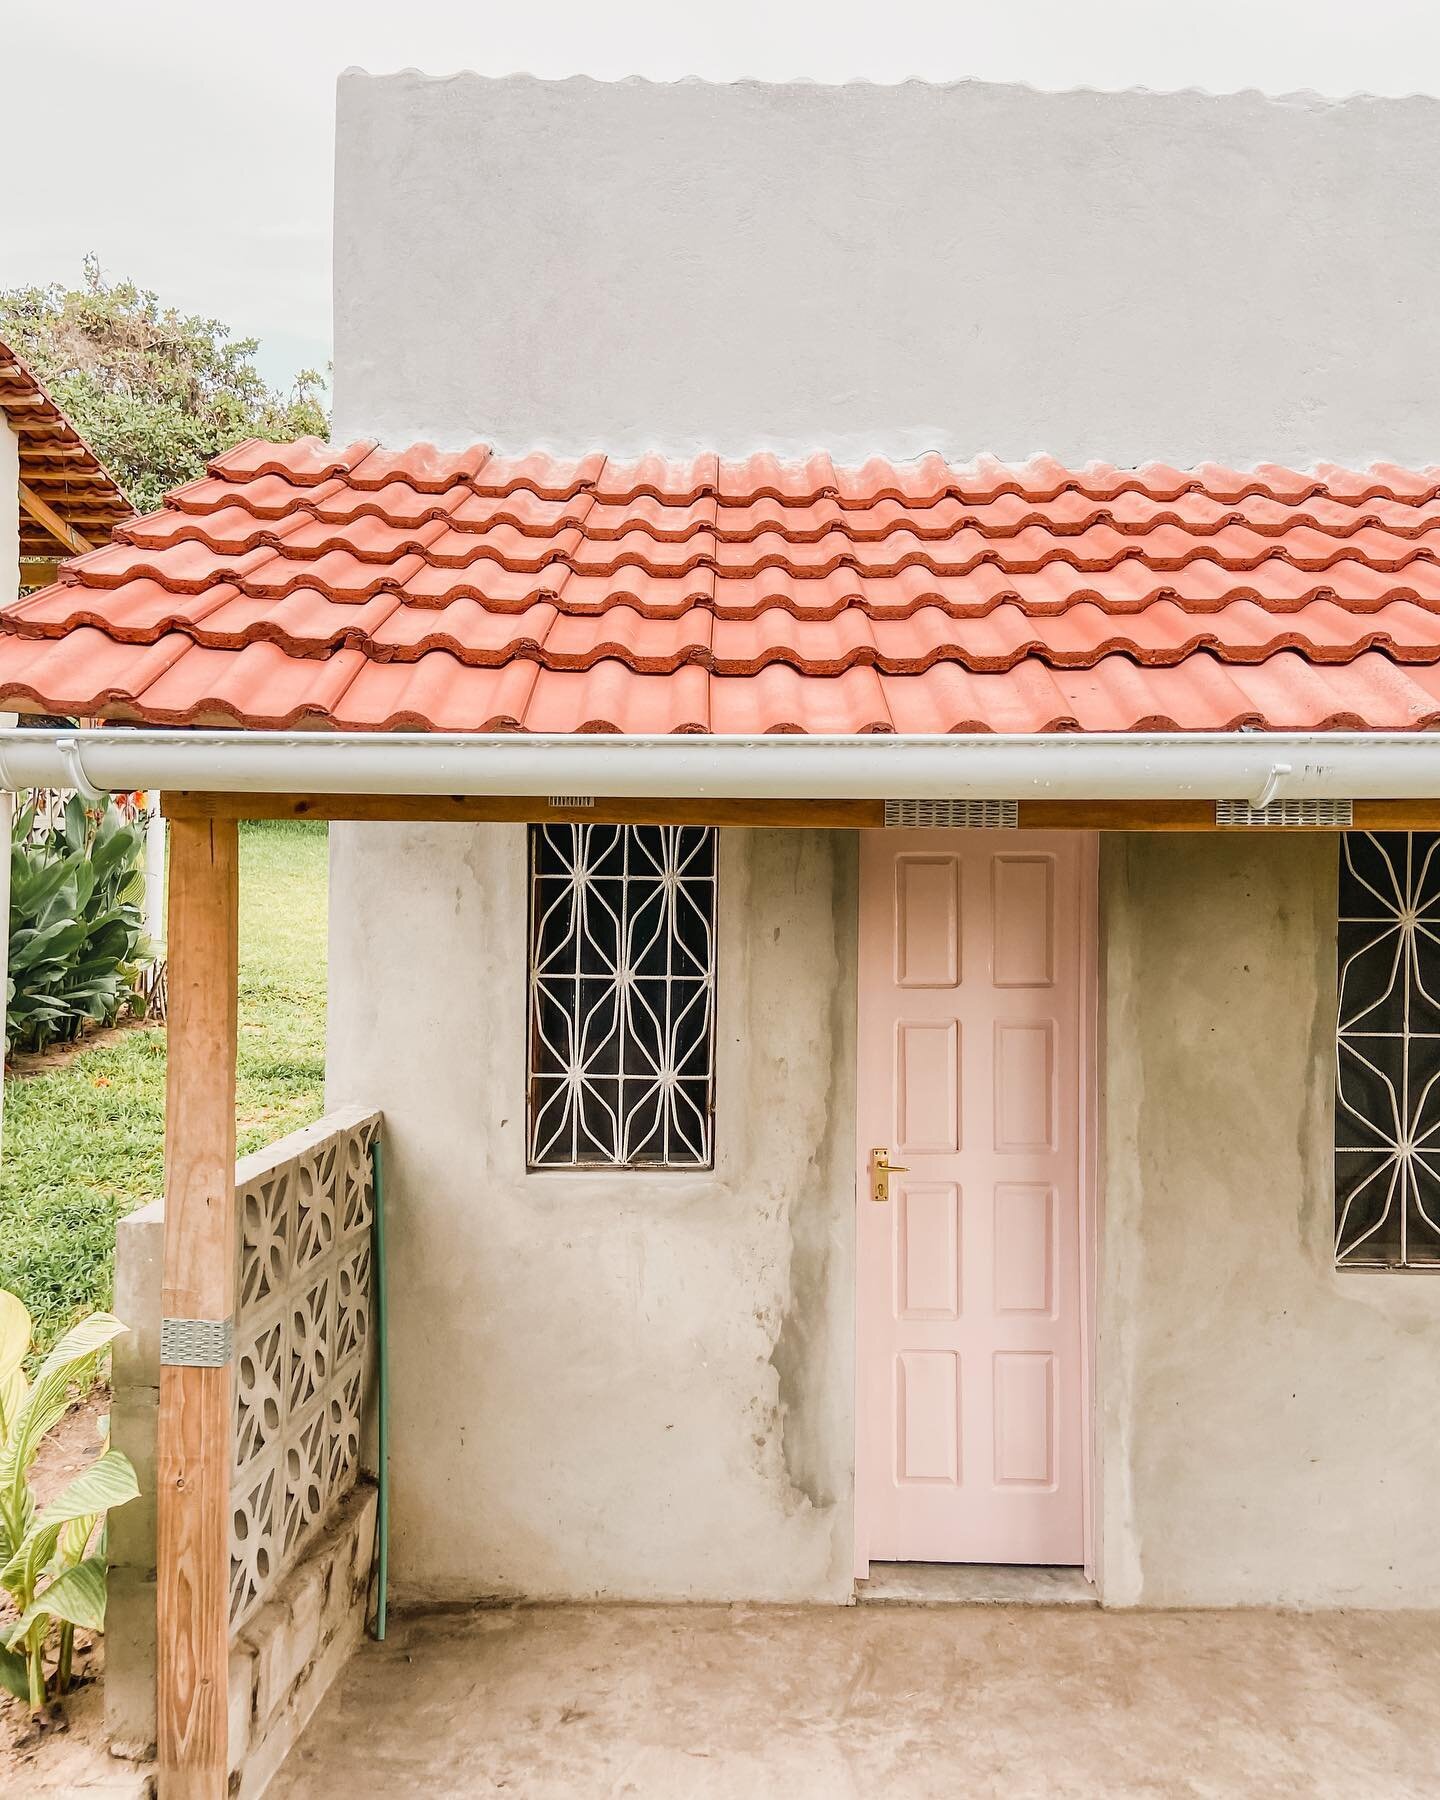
(6, 1, 1440, 392)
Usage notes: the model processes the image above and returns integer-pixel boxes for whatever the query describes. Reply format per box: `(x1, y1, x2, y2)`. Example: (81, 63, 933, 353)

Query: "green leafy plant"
(0, 254, 327, 514)
(0, 1289, 137, 1712)
(7, 794, 150, 1055)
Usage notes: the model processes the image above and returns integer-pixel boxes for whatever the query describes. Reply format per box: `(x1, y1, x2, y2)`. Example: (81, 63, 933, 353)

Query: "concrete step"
(855, 1563, 1098, 1607)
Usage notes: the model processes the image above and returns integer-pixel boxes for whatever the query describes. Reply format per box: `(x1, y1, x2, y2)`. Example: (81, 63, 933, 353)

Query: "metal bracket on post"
(159, 1316, 234, 1368)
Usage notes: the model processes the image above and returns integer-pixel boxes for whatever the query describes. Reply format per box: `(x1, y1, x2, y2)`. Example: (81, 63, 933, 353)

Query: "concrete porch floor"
(267, 1602, 1440, 1799)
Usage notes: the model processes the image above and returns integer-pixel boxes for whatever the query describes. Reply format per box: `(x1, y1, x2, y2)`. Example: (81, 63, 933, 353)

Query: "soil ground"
(0, 1391, 128, 1793)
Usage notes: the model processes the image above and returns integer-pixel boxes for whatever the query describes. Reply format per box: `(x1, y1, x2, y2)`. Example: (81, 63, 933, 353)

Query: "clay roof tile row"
(6, 436, 1440, 734)
(0, 339, 133, 563)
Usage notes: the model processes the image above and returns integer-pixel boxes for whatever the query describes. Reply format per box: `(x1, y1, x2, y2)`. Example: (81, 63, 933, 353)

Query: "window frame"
(525, 821, 719, 1172)
(1335, 830, 1440, 1270)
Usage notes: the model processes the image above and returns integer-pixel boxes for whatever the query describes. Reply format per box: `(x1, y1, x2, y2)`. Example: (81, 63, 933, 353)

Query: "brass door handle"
(869, 1146, 910, 1203)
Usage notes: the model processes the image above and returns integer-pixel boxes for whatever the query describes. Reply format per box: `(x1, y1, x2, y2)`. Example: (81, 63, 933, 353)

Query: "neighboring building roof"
(3, 436, 1440, 732)
(0, 340, 133, 563)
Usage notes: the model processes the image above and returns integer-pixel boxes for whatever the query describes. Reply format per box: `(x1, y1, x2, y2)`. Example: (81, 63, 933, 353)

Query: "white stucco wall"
(326, 825, 857, 1603)
(1099, 835, 1440, 1609)
(334, 73, 1440, 467)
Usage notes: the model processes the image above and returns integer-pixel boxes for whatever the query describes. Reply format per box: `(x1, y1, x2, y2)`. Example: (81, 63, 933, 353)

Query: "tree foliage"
(0, 255, 327, 513)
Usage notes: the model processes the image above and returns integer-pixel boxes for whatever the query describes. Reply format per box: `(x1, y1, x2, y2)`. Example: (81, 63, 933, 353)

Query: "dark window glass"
(527, 825, 717, 1169)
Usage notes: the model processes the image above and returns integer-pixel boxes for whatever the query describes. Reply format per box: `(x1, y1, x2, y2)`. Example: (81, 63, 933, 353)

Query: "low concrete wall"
(326, 823, 858, 1604)
(1098, 835, 1440, 1608)
(107, 1144, 380, 1771)
(107, 1199, 162, 1759)
(228, 1484, 377, 1798)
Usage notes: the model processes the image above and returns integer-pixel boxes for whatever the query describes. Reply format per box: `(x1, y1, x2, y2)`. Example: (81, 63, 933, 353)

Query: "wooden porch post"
(156, 818, 239, 1799)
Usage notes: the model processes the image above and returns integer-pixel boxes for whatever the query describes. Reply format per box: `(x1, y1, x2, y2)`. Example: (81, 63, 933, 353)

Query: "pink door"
(856, 829, 1090, 1569)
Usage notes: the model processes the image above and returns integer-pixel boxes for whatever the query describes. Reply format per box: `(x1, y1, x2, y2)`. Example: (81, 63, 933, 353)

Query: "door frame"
(852, 828, 1101, 1580)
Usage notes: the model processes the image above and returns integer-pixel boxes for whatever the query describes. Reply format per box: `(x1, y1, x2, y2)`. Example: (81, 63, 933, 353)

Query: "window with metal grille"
(527, 824, 717, 1169)
(1336, 832, 1440, 1268)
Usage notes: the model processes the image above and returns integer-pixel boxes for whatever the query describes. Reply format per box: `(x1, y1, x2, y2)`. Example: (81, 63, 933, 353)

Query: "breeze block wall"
(107, 1113, 382, 1760)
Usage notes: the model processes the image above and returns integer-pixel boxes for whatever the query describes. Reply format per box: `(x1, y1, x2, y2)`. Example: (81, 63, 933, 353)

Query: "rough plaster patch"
(1298, 849, 1339, 1266)
(766, 834, 857, 1519)
(1096, 838, 1145, 1607)
(327, 823, 857, 1603)
(1105, 835, 1440, 1608)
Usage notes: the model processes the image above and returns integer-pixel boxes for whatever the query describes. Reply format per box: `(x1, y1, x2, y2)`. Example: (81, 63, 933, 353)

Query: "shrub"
(7, 796, 149, 1055)
(0, 1289, 138, 1712)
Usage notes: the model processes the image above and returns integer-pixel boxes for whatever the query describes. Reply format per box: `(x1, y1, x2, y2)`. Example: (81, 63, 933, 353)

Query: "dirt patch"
(29, 1385, 113, 1508)
(6, 1016, 160, 1081)
(0, 1387, 133, 1791)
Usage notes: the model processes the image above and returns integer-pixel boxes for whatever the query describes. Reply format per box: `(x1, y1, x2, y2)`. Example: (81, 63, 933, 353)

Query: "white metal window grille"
(528, 824, 717, 1168)
(1336, 832, 1440, 1268)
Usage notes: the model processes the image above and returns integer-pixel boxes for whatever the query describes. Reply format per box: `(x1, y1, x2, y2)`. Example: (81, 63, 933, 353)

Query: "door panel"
(856, 830, 1089, 1569)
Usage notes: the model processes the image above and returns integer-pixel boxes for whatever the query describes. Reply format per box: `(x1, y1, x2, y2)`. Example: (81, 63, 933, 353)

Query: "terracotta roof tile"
(8, 436, 1440, 733)
(0, 339, 133, 563)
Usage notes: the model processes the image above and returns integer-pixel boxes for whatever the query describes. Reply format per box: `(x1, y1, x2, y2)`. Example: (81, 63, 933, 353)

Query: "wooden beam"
(1355, 802, 1440, 829)
(163, 791, 1440, 831)
(1020, 800, 1440, 831)
(1017, 800, 1215, 831)
(163, 791, 884, 828)
(17, 479, 91, 557)
(18, 558, 60, 590)
(156, 819, 239, 1800)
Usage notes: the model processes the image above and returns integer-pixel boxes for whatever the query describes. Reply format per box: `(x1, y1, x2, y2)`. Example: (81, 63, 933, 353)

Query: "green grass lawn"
(0, 820, 328, 1353)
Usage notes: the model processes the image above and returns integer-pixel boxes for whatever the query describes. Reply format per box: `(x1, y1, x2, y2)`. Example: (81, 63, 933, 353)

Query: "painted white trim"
(143, 794, 166, 947)
(852, 827, 1097, 1578)
(1076, 834, 1101, 1590)
(2, 729, 1440, 803)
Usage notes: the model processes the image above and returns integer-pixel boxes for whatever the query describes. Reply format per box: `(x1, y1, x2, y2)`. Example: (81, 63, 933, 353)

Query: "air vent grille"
(1215, 798, 1353, 828)
(547, 795, 595, 810)
(884, 799, 1018, 829)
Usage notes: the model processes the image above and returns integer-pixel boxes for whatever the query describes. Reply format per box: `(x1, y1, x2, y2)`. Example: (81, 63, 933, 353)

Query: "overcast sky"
(6, 1, 1440, 393)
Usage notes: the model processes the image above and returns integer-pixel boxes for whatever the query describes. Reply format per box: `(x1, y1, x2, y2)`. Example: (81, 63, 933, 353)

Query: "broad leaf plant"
(0, 1289, 138, 1712)
(8, 793, 150, 1055)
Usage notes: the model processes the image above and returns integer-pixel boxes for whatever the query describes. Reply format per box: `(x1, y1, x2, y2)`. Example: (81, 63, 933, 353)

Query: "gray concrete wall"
(325, 824, 857, 1603)
(1097, 835, 1440, 1608)
(334, 73, 1440, 467)
(106, 1198, 162, 1758)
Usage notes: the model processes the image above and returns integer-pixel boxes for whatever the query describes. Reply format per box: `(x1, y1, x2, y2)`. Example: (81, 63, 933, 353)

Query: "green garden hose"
(370, 1134, 390, 1640)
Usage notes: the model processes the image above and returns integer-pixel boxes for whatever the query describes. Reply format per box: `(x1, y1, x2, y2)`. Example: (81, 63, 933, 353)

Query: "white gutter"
(2, 727, 1440, 804)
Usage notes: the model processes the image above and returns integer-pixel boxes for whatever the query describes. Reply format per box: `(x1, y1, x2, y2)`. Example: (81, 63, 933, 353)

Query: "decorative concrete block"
(231, 1109, 379, 1634)
(229, 1484, 377, 1794)
(106, 1112, 380, 1770)
(247, 1556, 324, 1736)
(227, 1642, 255, 1775)
(233, 1599, 367, 1800)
